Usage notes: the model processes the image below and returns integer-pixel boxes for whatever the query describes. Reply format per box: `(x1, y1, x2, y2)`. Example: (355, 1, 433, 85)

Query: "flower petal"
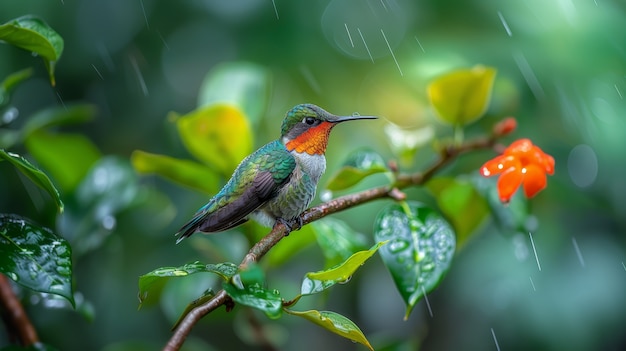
(522, 164, 547, 198)
(505, 138, 533, 156)
(497, 167, 523, 203)
(480, 155, 520, 177)
(541, 152, 555, 175)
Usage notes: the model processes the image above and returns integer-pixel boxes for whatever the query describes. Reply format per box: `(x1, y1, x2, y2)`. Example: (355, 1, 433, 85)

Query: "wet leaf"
(198, 61, 270, 126)
(311, 218, 369, 268)
(21, 104, 97, 139)
(25, 130, 101, 193)
(285, 309, 374, 351)
(0, 149, 63, 212)
(0, 16, 64, 86)
(0, 214, 74, 307)
(222, 281, 282, 319)
(131, 150, 220, 195)
(426, 177, 489, 249)
(138, 261, 236, 308)
(176, 104, 253, 176)
(427, 65, 496, 125)
(301, 241, 385, 296)
(325, 149, 388, 191)
(374, 201, 455, 319)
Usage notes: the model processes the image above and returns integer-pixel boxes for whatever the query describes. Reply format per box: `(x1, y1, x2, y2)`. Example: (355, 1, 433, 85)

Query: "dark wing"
(175, 141, 295, 243)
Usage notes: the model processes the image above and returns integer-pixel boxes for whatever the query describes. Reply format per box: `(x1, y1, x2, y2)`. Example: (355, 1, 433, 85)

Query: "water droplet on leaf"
(388, 239, 409, 253)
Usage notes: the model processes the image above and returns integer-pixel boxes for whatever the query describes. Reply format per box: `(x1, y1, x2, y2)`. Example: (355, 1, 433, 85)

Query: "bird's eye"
(303, 117, 317, 125)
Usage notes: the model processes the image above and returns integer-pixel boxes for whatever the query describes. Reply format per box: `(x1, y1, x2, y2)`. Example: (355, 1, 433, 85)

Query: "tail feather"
(175, 201, 214, 244)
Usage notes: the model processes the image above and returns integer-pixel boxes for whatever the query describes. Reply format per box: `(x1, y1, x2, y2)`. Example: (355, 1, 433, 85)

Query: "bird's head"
(280, 104, 376, 155)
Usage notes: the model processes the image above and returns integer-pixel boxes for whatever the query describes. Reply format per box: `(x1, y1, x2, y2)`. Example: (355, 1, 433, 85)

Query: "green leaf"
(285, 309, 374, 351)
(0, 16, 64, 86)
(198, 61, 270, 126)
(0, 214, 74, 307)
(0, 68, 33, 110)
(374, 201, 455, 319)
(426, 177, 489, 249)
(427, 65, 496, 125)
(0, 149, 63, 212)
(311, 217, 369, 268)
(383, 123, 435, 167)
(222, 282, 282, 319)
(176, 104, 253, 176)
(59, 157, 138, 254)
(21, 104, 97, 139)
(301, 241, 386, 296)
(265, 224, 317, 267)
(138, 261, 237, 308)
(325, 148, 388, 191)
(472, 175, 530, 234)
(131, 150, 220, 195)
(25, 130, 101, 193)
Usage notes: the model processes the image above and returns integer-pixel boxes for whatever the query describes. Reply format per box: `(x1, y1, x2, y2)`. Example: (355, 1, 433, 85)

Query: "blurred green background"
(1, 0, 625, 350)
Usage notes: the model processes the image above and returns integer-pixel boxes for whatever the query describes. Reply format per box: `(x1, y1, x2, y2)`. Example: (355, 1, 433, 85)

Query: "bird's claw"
(275, 216, 303, 236)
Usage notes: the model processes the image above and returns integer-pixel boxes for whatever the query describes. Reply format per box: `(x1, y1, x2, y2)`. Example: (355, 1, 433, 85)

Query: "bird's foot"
(275, 216, 303, 236)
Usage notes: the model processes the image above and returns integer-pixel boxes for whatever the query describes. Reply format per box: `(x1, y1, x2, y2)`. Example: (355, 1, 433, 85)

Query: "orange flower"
(480, 138, 555, 203)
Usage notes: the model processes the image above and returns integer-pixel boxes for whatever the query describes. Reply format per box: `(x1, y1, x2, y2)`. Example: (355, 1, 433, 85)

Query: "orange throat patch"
(285, 122, 334, 155)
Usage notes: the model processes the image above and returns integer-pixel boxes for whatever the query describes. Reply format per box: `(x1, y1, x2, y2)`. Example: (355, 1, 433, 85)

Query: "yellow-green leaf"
(131, 150, 220, 195)
(301, 241, 386, 296)
(198, 61, 270, 126)
(175, 104, 253, 176)
(285, 309, 374, 351)
(427, 65, 496, 125)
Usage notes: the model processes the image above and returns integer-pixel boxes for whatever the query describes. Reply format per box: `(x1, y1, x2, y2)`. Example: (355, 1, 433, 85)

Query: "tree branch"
(0, 274, 39, 347)
(164, 134, 497, 351)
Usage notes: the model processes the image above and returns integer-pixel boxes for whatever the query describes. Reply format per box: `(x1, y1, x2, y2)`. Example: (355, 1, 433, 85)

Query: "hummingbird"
(175, 103, 376, 243)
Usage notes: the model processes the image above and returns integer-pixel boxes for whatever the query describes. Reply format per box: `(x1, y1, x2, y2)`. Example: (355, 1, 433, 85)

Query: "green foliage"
(0, 68, 33, 112)
(131, 150, 221, 195)
(325, 148, 389, 191)
(0, 214, 74, 307)
(0, 15, 64, 86)
(0, 149, 64, 212)
(198, 61, 271, 126)
(311, 217, 369, 268)
(262, 224, 316, 267)
(302, 241, 386, 295)
(60, 157, 141, 254)
(284, 309, 374, 351)
(4, 2, 616, 350)
(138, 262, 237, 308)
(25, 130, 101, 193)
(374, 201, 456, 319)
(223, 282, 283, 319)
(175, 104, 253, 177)
(427, 65, 496, 126)
(426, 176, 489, 248)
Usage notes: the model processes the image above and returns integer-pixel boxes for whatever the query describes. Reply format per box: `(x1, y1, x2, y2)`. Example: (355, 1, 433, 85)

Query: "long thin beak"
(332, 114, 378, 123)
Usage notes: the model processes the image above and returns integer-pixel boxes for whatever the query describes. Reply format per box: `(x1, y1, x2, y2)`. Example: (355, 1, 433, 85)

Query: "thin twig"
(0, 274, 39, 346)
(164, 134, 497, 351)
